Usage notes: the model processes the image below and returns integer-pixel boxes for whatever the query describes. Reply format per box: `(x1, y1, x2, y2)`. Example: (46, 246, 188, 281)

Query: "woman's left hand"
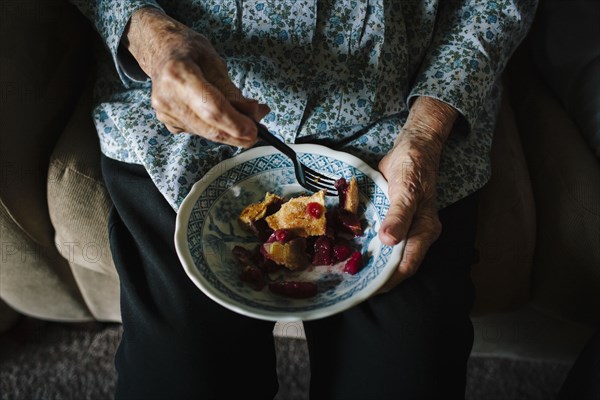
(376, 96, 458, 293)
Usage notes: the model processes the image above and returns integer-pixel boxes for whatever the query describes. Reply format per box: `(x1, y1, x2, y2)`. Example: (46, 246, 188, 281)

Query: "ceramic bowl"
(175, 144, 404, 321)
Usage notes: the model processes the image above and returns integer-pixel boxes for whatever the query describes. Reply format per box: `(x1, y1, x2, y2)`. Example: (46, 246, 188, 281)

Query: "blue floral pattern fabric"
(70, 0, 537, 211)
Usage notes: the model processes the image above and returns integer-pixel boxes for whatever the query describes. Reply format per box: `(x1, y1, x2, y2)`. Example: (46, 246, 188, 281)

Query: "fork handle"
(255, 123, 298, 161)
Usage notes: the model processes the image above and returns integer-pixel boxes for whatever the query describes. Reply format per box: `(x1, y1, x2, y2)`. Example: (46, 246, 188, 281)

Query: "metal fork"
(255, 123, 338, 196)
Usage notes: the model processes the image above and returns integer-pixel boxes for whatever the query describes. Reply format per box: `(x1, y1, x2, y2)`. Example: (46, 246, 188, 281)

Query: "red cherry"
(306, 202, 323, 218)
(312, 236, 332, 266)
(333, 243, 353, 262)
(274, 229, 289, 242)
(267, 229, 290, 243)
(343, 251, 363, 275)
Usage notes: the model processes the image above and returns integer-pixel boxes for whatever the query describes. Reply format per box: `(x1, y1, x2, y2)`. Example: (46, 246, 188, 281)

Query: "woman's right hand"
(123, 7, 269, 147)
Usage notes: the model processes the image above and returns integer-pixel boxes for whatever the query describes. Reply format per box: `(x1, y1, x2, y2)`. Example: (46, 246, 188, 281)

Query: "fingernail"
(383, 227, 400, 243)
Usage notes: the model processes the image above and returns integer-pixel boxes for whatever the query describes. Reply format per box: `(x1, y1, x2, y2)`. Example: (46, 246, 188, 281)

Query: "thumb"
(379, 193, 416, 247)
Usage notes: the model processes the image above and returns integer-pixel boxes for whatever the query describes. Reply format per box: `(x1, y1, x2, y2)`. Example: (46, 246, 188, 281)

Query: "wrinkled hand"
(376, 97, 458, 293)
(124, 7, 269, 147)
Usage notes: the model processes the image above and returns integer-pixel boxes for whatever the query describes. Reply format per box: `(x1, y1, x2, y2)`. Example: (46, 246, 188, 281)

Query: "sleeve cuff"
(96, 0, 164, 87)
(408, 43, 496, 133)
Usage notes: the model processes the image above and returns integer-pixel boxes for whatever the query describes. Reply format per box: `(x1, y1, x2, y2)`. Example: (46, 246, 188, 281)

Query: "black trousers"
(102, 155, 479, 400)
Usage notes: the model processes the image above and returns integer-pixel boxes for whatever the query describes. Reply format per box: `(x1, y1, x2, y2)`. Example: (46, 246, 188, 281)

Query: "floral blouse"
(70, 0, 537, 211)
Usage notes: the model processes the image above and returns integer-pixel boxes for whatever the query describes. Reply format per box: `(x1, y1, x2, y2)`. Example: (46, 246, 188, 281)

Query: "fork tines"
(254, 122, 340, 196)
(302, 165, 338, 196)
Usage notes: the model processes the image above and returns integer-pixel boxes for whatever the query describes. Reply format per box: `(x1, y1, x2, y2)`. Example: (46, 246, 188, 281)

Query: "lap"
(102, 154, 479, 400)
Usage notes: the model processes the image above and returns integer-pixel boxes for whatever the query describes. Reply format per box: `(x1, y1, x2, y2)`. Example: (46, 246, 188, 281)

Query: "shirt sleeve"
(69, 0, 164, 87)
(408, 0, 538, 131)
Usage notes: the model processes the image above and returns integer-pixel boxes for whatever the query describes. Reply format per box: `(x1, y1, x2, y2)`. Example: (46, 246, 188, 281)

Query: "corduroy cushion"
(47, 86, 121, 322)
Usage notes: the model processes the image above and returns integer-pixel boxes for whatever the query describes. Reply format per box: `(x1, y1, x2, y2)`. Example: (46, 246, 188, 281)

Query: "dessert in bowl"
(174, 144, 404, 321)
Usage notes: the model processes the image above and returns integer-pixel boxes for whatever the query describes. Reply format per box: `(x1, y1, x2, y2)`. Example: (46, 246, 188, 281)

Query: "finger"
(214, 77, 272, 122)
(376, 237, 423, 294)
(397, 211, 441, 276)
(155, 110, 185, 134)
(189, 82, 257, 140)
(165, 124, 183, 134)
(376, 209, 441, 294)
(230, 97, 271, 122)
(157, 108, 257, 148)
(211, 77, 271, 122)
(204, 72, 272, 125)
(184, 66, 258, 141)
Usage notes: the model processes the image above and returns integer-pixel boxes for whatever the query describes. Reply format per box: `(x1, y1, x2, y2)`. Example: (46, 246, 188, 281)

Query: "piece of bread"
(238, 192, 284, 231)
(262, 238, 308, 270)
(343, 177, 359, 214)
(265, 190, 327, 237)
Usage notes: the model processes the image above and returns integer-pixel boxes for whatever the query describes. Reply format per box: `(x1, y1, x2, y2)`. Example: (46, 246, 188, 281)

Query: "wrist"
(123, 7, 181, 78)
(401, 96, 459, 146)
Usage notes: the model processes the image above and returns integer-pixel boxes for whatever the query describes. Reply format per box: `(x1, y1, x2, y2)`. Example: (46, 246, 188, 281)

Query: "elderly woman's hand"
(123, 7, 269, 147)
(377, 96, 458, 293)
